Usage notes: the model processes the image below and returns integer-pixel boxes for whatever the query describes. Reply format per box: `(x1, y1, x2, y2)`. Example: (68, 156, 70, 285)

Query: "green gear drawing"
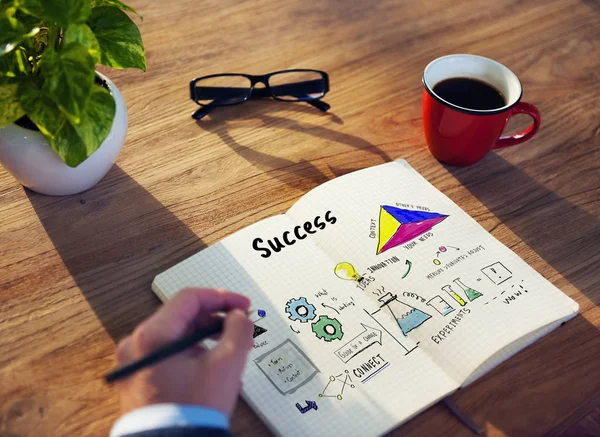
(311, 315, 344, 342)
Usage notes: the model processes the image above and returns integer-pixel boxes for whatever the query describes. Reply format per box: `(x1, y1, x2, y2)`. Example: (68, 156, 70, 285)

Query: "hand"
(114, 288, 254, 416)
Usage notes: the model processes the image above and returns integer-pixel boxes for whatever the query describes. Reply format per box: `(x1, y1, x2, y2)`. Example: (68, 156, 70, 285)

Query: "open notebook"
(152, 160, 579, 437)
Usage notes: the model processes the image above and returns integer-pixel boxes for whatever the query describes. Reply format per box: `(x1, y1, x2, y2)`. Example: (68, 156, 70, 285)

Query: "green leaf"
(0, 6, 39, 55)
(19, 79, 116, 167)
(0, 1, 16, 14)
(40, 43, 95, 123)
(0, 46, 29, 76)
(48, 86, 116, 167)
(17, 78, 66, 137)
(70, 85, 115, 157)
(63, 24, 100, 63)
(90, 0, 142, 20)
(0, 83, 24, 126)
(15, 0, 90, 26)
(88, 7, 145, 71)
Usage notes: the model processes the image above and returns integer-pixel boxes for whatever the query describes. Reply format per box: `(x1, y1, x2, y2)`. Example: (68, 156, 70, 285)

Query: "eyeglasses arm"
(192, 105, 214, 120)
(307, 99, 330, 112)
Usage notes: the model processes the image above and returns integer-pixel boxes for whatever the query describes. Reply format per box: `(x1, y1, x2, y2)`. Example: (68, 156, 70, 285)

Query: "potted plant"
(0, 0, 145, 195)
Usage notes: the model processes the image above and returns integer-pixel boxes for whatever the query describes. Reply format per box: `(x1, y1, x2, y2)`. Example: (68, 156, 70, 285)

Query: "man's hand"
(114, 288, 254, 416)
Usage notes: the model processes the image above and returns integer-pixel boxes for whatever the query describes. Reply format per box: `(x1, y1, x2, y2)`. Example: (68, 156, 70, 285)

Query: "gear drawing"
(285, 297, 317, 323)
(311, 315, 344, 341)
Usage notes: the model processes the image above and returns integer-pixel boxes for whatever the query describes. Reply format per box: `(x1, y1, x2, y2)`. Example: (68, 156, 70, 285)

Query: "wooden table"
(1, 0, 599, 435)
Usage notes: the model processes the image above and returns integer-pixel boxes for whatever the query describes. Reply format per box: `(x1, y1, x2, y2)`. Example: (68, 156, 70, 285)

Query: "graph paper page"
(153, 214, 457, 437)
(286, 160, 579, 386)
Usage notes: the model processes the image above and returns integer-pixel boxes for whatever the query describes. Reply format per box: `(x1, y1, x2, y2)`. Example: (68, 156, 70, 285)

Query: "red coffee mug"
(422, 54, 541, 166)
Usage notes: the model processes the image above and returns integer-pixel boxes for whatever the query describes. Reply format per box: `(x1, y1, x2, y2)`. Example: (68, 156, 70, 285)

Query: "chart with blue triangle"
(377, 206, 448, 254)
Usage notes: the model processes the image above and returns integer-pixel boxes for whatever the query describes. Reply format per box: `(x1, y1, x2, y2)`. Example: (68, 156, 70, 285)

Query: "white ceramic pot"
(0, 72, 127, 196)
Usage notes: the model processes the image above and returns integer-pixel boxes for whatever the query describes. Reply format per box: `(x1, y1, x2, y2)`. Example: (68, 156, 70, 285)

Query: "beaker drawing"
(454, 278, 483, 302)
(442, 284, 466, 306)
(427, 295, 455, 316)
(378, 292, 431, 337)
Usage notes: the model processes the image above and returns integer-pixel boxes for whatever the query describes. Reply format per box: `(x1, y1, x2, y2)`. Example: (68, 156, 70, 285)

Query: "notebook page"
(153, 214, 457, 436)
(286, 160, 579, 385)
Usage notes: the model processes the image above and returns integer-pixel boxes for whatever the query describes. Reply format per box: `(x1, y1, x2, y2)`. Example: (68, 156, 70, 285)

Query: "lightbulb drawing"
(334, 262, 364, 283)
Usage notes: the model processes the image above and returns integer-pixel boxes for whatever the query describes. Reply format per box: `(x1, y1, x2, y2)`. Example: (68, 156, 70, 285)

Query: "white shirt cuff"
(110, 404, 228, 437)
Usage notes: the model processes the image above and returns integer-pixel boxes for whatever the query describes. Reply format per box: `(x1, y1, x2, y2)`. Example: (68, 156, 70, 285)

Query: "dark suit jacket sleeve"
(121, 427, 231, 437)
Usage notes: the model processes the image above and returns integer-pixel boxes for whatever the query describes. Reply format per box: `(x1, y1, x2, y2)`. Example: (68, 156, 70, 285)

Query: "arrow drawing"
(321, 302, 340, 315)
(290, 325, 300, 334)
(296, 400, 318, 414)
(402, 260, 412, 279)
(253, 325, 268, 338)
(334, 323, 383, 363)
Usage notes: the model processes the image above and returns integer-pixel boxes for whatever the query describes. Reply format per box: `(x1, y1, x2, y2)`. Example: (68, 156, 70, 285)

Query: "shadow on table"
(26, 165, 207, 342)
(400, 154, 600, 436)
(196, 100, 391, 190)
(445, 152, 600, 306)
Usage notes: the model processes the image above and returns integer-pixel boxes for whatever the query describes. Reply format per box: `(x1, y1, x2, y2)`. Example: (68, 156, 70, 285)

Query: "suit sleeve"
(110, 404, 230, 437)
(116, 428, 230, 437)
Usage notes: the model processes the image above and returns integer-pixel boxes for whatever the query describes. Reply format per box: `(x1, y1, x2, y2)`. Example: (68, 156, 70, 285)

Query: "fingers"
(214, 309, 254, 362)
(132, 289, 250, 354)
(116, 336, 134, 365)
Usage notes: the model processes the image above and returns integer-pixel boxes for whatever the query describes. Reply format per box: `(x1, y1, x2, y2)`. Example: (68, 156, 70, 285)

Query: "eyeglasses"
(189, 69, 330, 120)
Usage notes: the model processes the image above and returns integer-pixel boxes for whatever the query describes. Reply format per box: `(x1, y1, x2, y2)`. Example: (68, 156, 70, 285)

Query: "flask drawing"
(454, 278, 482, 302)
(378, 293, 431, 337)
(427, 295, 455, 316)
(442, 284, 466, 306)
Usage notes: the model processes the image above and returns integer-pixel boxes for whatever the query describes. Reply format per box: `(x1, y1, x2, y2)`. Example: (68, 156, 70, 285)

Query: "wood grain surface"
(1, 0, 599, 436)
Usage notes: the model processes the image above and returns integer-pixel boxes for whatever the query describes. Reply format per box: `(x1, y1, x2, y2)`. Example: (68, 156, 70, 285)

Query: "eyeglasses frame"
(189, 69, 330, 107)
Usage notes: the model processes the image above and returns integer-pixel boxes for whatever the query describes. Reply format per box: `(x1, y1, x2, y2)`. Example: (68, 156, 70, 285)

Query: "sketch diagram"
(442, 284, 466, 306)
(454, 278, 483, 302)
(312, 315, 344, 342)
(433, 245, 460, 265)
(369, 292, 432, 339)
(321, 302, 340, 315)
(254, 339, 320, 395)
(252, 309, 268, 338)
(296, 400, 318, 414)
(286, 297, 317, 323)
(402, 260, 412, 278)
(318, 370, 355, 400)
(363, 308, 419, 355)
(253, 325, 268, 338)
(427, 295, 455, 316)
(361, 362, 391, 385)
(481, 262, 513, 285)
(334, 323, 383, 363)
(377, 206, 448, 254)
(334, 262, 364, 283)
(442, 278, 482, 305)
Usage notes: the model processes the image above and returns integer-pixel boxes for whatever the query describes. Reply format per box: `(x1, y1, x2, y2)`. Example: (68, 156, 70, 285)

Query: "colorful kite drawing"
(377, 206, 448, 254)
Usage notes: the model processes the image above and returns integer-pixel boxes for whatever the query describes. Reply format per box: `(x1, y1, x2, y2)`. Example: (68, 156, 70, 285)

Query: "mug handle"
(493, 102, 541, 149)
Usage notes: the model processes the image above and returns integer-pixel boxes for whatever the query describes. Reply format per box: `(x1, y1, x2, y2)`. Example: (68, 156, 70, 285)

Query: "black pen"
(105, 310, 252, 384)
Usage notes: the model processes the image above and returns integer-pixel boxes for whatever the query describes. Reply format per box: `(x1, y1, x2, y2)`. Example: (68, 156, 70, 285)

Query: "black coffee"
(433, 77, 506, 110)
